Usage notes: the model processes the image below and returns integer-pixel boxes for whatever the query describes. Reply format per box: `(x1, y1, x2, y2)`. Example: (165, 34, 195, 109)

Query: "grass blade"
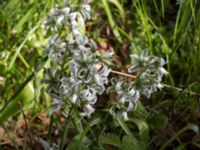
(101, 0, 122, 43)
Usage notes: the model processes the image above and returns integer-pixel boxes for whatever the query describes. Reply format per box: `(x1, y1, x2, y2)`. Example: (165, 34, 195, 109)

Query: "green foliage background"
(0, 0, 200, 149)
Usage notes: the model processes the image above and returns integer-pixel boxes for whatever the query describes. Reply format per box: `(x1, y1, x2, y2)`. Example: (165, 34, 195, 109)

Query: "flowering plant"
(42, 2, 168, 120)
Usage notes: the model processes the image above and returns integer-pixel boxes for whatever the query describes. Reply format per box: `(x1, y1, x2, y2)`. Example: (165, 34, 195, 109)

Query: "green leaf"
(130, 118, 149, 144)
(101, 0, 122, 43)
(67, 136, 90, 150)
(160, 124, 199, 150)
(9, 20, 42, 70)
(116, 117, 135, 139)
(14, 5, 36, 33)
(174, 144, 187, 150)
(59, 121, 70, 150)
(99, 133, 121, 148)
(147, 114, 168, 130)
(4, 0, 20, 11)
(134, 102, 148, 118)
(108, 0, 125, 23)
(121, 135, 146, 150)
(0, 82, 34, 123)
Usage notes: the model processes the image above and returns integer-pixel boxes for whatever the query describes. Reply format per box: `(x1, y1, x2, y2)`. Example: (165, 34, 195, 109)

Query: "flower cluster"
(42, 2, 168, 120)
(128, 49, 168, 98)
(111, 49, 168, 120)
(43, 3, 111, 117)
(109, 79, 140, 120)
(44, 4, 90, 32)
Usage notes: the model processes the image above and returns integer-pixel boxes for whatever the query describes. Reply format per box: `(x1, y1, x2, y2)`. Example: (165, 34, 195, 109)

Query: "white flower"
(122, 112, 129, 121)
(115, 81, 124, 94)
(72, 94, 78, 104)
(80, 88, 97, 104)
(82, 4, 91, 13)
(81, 4, 91, 20)
(50, 7, 57, 16)
(70, 12, 85, 27)
(157, 83, 164, 89)
(127, 102, 134, 111)
(62, 7, 70, 15)
(81, 104, 95, 117)
(159, 67, 168, 75)
(56, 15, 64, 25)
(119, 94, 126, 104)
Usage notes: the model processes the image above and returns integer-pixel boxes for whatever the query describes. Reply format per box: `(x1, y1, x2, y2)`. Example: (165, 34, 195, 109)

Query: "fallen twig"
(111, 70, 200, 97)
